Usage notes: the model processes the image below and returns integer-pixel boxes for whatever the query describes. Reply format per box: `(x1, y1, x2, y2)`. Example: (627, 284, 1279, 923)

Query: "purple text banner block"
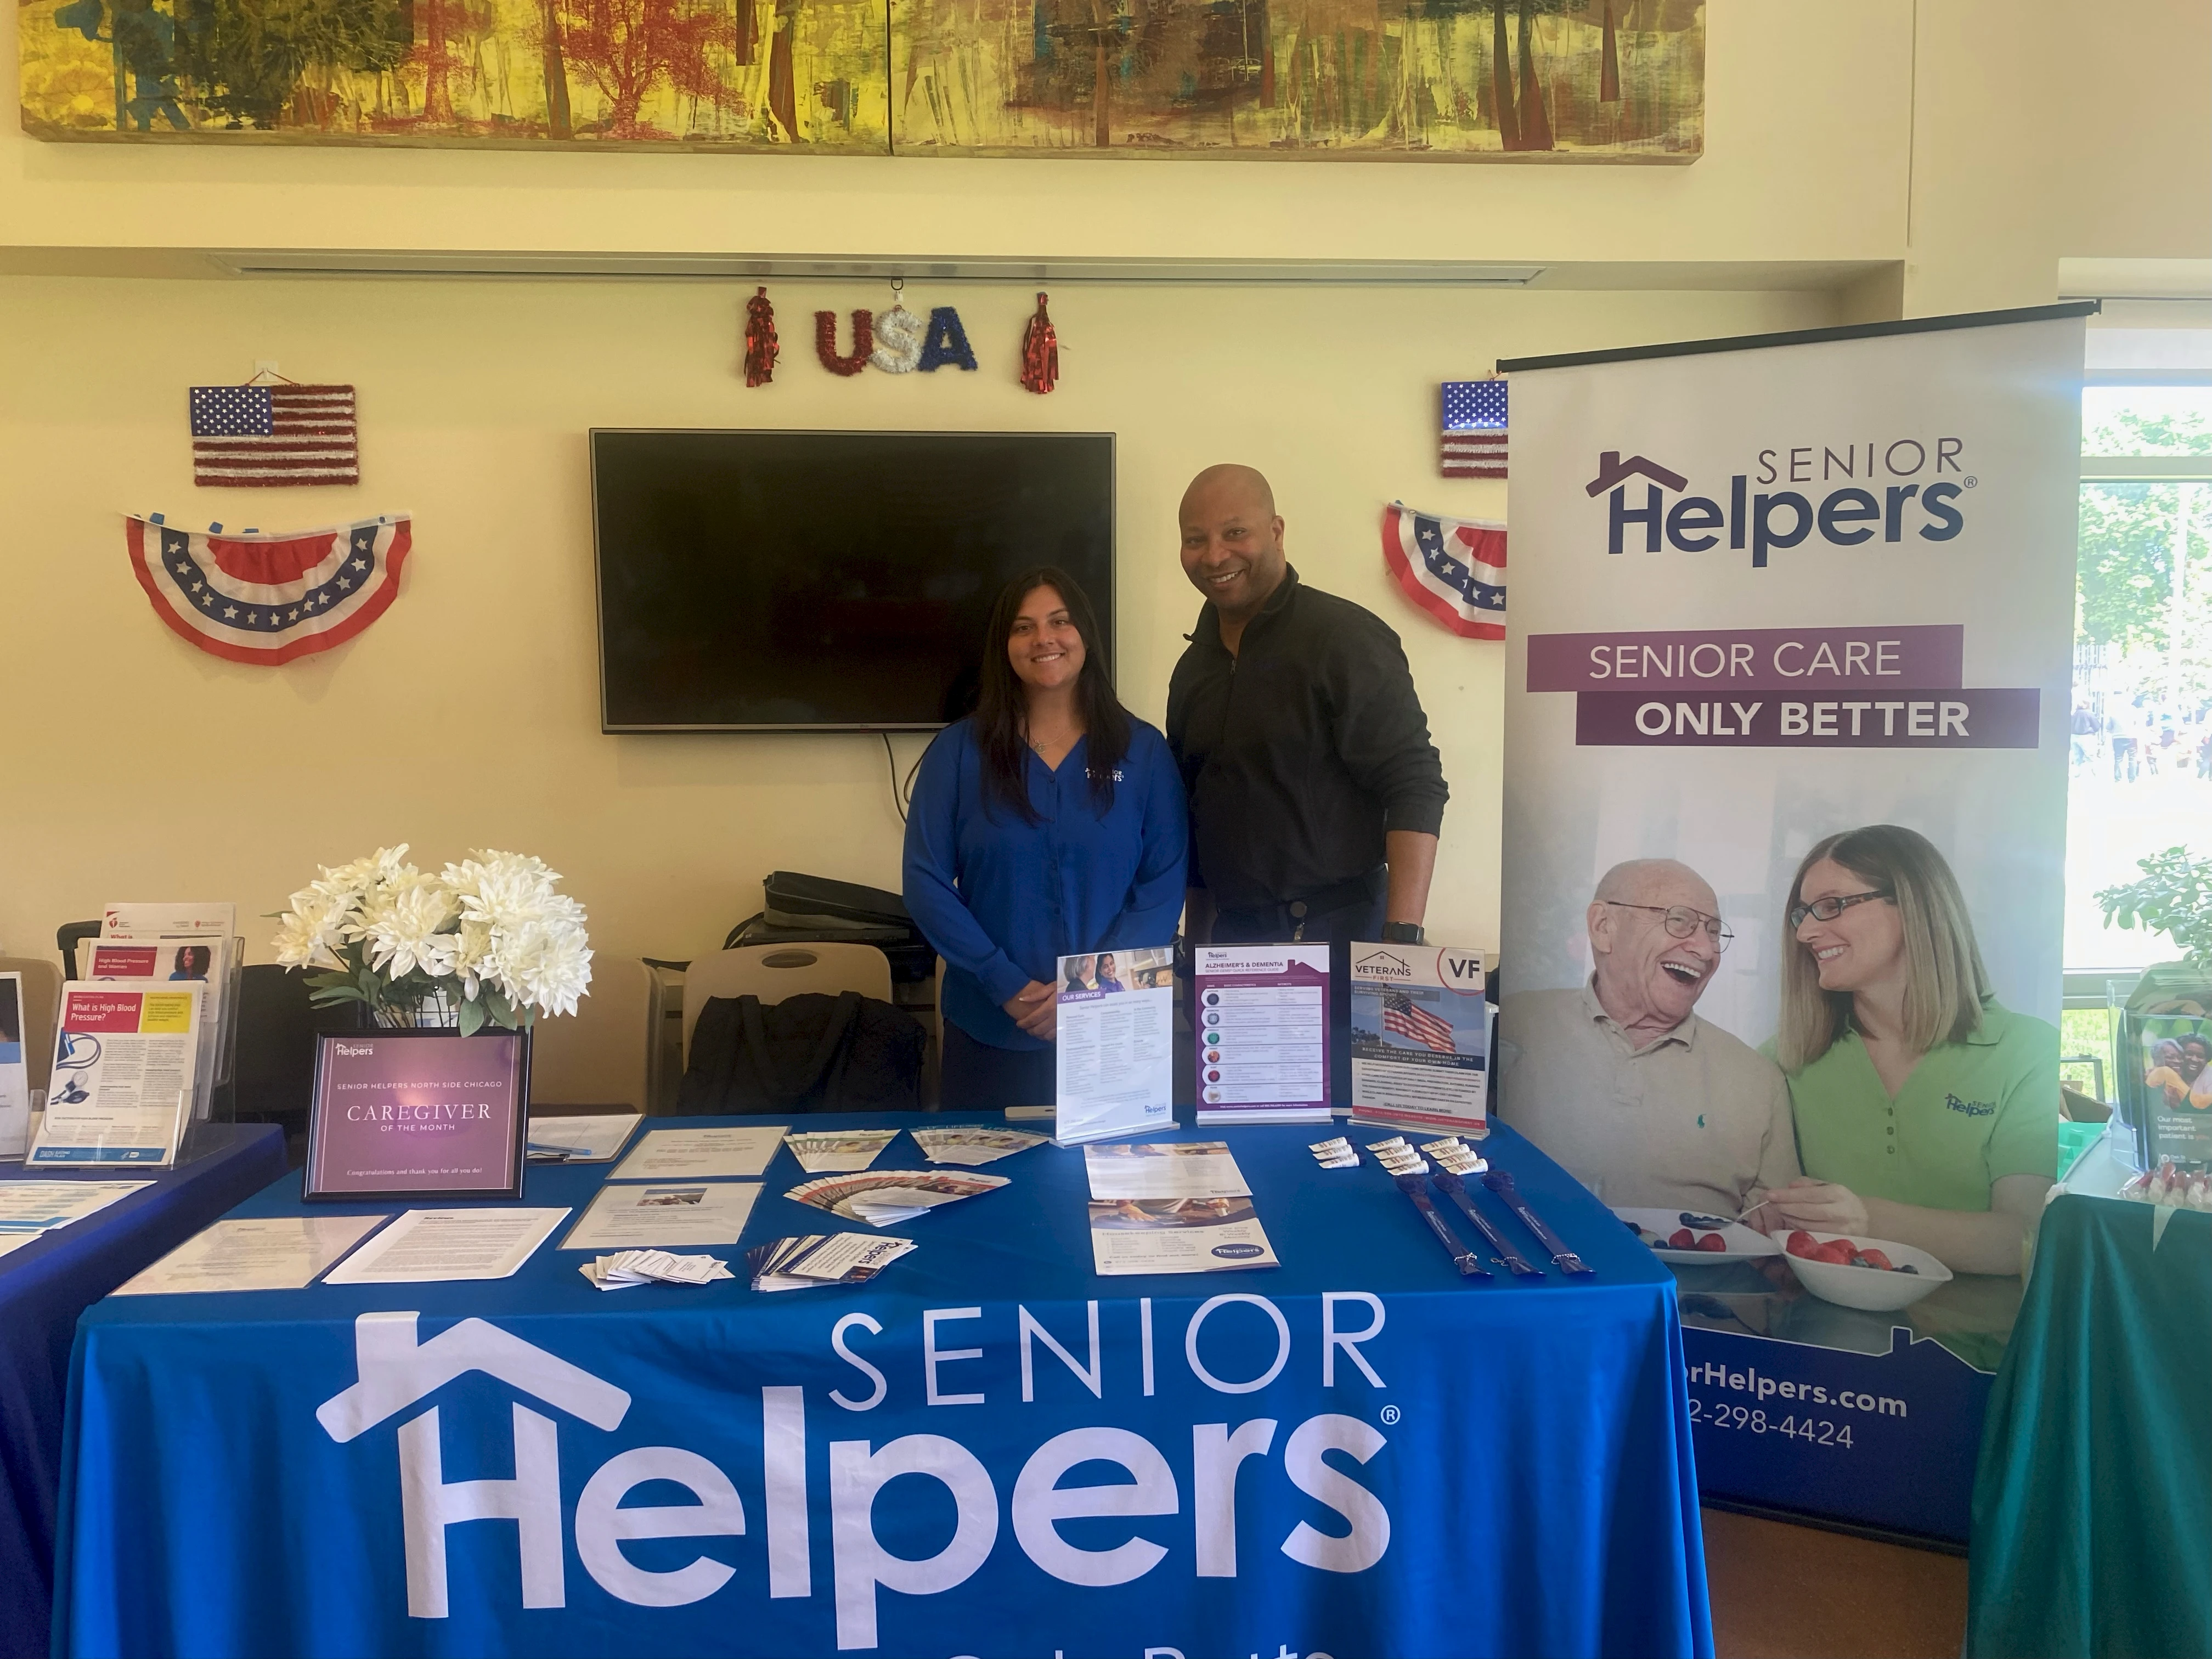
(1528, 624, 1965, 693)
(1575, 688, 2039, 749)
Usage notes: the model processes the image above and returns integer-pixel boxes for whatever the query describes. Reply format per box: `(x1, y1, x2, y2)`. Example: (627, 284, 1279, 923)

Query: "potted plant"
(2097, 845, 2212, 1169)
(272, 844, 593, 1034)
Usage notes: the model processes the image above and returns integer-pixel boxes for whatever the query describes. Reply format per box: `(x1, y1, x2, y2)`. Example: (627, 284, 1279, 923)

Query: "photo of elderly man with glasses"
(1496, 857, 1800, 1217)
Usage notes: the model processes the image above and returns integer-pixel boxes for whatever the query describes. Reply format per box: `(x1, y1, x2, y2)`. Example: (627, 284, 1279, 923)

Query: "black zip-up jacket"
(1166, 566, 1449, 913)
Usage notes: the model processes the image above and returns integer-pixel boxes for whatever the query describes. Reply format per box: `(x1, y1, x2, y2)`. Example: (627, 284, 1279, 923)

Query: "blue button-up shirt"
(902, 716, 1188, 1051)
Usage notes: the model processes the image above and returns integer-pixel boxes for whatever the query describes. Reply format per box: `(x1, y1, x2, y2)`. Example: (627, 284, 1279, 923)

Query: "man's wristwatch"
(1381, 921, 1425, 945)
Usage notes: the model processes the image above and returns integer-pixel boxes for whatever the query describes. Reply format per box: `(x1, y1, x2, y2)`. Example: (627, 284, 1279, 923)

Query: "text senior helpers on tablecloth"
(903, 568, 1188, 1110)
(1168, 465, 1448, 946)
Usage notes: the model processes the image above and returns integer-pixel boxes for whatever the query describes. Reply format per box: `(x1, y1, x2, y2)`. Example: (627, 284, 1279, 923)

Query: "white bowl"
(1771, 1229, 1952, 1311)
(1614, 1207, 1781, 1266)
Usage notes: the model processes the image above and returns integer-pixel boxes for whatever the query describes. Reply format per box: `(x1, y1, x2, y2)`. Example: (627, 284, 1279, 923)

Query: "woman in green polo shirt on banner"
(1752, 823, 2059, 1277)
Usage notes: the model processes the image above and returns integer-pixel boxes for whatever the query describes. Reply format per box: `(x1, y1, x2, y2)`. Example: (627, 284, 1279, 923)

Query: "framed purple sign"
(304, 1030, 529, 1200)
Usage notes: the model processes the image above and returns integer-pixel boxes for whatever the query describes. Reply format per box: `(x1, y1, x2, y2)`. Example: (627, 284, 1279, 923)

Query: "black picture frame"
(303, 1027, 531, 1201)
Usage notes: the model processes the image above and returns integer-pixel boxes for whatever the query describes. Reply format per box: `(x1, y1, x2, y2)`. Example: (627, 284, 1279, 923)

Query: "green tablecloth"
(1967, 1192, 2212, 1658)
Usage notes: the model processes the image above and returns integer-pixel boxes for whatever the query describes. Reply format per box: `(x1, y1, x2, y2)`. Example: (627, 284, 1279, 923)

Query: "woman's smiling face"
(1793, 856, 1905, 994)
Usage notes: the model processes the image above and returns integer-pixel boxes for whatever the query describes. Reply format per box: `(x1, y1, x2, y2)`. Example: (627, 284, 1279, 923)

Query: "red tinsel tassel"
(815, 309, 874, 376)
(743, 287, 778, 387)
(1019, 292, 1059, 395)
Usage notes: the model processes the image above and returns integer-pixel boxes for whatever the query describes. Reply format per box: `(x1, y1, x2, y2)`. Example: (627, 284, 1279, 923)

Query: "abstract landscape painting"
(17, 0, 1699, 156)
(889, 0, 1703, 159)
(16, 0, 889, 146)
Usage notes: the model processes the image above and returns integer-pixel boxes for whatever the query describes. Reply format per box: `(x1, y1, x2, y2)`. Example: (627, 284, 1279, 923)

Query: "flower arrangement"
(272, 845, 593, 1034)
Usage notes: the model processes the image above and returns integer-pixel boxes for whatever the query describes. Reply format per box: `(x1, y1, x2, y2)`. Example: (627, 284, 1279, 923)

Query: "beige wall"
(0, 276, 1833, 1097)
(1, 0, 2206, 1098)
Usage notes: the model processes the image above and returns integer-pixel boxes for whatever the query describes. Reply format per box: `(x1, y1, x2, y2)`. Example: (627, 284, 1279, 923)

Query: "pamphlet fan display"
(590, 430, 1115, 731)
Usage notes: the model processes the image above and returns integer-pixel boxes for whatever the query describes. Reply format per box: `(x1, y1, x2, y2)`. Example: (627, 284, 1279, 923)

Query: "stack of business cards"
(748, 1233, 916, 1292)
(1365, 1137, 1430, 1176)
(1419, 1137, 1488, 1175)
(910, 1126, 1047, 1166)
(578, 1250, 735, 1291)
(783, 1128, 900, 1173)
(786, 1170, 1011, 1227)
(1309, 1137, 1359, 1169)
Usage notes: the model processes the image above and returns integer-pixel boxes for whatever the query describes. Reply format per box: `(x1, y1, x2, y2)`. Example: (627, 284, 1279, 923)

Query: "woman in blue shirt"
(904, 567, 1188, 1109)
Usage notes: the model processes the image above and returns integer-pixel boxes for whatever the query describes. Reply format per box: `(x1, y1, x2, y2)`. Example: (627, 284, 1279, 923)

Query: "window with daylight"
(2064, 381, 2212, 1101)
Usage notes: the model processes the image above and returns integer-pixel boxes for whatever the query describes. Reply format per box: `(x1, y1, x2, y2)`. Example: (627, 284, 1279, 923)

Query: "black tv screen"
(591, 430, 1116, 730)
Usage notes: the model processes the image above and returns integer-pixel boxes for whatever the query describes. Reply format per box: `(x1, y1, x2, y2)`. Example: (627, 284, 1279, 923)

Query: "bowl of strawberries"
(1773, 1228, 1952, 1311)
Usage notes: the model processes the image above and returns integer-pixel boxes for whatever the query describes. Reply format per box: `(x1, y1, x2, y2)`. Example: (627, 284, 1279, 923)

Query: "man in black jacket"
(1167, 464, 1449, 948)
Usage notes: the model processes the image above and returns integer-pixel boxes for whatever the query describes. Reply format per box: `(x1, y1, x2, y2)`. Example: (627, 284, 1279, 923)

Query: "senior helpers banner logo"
(1494, 304, 2087, 1543)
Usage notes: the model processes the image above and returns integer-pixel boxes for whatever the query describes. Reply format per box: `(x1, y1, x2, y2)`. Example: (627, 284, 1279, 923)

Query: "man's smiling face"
(1587, 862, 1725, 1034)
(1178, 467, 1286, 624)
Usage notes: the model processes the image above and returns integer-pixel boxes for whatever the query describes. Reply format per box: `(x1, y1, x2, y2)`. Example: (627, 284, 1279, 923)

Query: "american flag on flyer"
(1441, 379, 1508, 478)
(1381, 501, 1505, 641)
(189, 382, 358, 487)
(1383, 992, 1458, 1055)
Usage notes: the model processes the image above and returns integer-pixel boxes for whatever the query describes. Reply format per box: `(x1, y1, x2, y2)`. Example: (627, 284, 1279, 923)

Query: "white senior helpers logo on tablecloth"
(316, 1299, 1397, 1650)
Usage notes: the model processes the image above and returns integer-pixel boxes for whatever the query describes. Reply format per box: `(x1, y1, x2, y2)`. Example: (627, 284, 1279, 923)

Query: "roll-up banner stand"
(1496, 304, 2088, 1545)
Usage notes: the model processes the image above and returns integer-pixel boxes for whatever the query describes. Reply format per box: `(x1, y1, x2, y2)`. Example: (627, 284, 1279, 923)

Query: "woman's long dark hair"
(974, 567, 1131, 823)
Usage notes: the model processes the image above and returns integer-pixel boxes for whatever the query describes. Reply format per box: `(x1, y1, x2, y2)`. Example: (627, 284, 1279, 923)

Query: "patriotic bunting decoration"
(126, 512, 411, 665)
(189, 382, 359, 487)
(1382, 501, 1506, 641)
(1441, 379, 1508, 478)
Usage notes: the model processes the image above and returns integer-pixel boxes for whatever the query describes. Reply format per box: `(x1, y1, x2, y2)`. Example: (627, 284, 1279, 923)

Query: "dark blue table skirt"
(0, 1122, 286, 1659)
(55, 1117, 1711, 1659)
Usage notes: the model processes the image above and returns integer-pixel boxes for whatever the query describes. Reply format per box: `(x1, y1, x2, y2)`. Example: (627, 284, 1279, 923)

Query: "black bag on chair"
(675, 991, 924, 1115)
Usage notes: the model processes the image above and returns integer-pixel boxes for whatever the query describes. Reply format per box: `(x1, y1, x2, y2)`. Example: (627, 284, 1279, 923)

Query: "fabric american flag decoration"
(1441, 379, 1508, 478)
(126, 513, 410, 665)
(1382, 501, 1506, 641)
(188, 382, 358, 487)
(1383, 992, 1458, 1055)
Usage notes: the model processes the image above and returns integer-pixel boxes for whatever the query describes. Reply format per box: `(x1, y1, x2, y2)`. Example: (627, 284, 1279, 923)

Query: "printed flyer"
(1349, 942, 1491, 1133)
(86, 936, 231, 1119)
(1192, 945, 1330, 1125)
(30, 981, 205, 1166)
(1497, 306, 2083, 1543)
(0, 972, 32, 1158)
(1054, 945, 1176, 1144)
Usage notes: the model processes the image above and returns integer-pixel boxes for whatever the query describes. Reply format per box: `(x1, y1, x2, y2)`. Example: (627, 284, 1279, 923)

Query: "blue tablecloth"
(55, 1118, 1711, 1659)
(0, 1123, 286, 1659)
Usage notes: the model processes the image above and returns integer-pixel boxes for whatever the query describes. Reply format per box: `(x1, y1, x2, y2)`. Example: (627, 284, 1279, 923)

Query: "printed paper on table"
(85, 935, 233, 1118)
(320, 1207, 569, 1285)
(611, 1125, 789, 1182)
(1054, 944, 1175, 1146)
(1082, 1141, 1252, 1201)
(1350, 942, 1491, 1133)
(0, 973, 33, 1158)
(559, 1182, 763, 1252)
(114, 1215, 387, 1294)
(1193, 945, 1331, 1125)
(1087, 1192, 1278, 1277)
(30, 981, 204, 1166)
(0, 1180, 154, 1234)
(525, 1113, 643, 1163)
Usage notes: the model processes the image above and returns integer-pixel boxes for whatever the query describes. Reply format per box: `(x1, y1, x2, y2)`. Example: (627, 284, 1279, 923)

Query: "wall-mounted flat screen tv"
(591, 430, 1116, 731)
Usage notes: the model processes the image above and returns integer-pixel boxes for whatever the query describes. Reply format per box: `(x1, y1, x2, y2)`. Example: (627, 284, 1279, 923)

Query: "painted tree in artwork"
(556, 0, 737, 137)
(167, 0, 413, 127)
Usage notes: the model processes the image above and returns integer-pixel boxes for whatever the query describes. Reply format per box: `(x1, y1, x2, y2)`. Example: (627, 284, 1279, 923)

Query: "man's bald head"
(1593, 858, 1719, 914)
(1584, 858, 1726, 1035)
(1178, 464, 1287, 628)
(1180, 464, 1277, 523)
